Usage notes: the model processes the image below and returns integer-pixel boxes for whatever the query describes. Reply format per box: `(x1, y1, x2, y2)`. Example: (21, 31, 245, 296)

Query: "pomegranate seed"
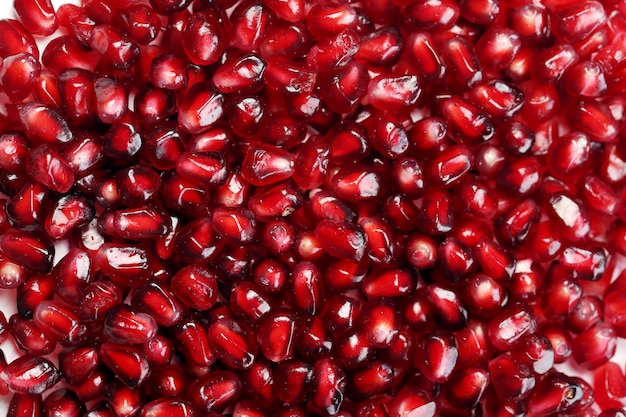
(58, 345, 99, 385)
(120, 4, 161, 45)
(309, 358, 346, 415)
(388, 386, 436, 417)
(8, 394, 43, 417)
(0, 19, 38, 58)
(1, 355, 61, 395)
(79, 280, 123, 323)
(553, 1, 607, 44)
(442, 37, 483, 90)
(594, 362, 626, 410)
(99, 343, 150, 388)
(104, 380, 143, 417)
(103, 304, 158, 345)
(43, 389, 85, 417)
(489, 352, 535, 401)
(188, 371, 242, 413)
(33, 300, 86, 345)
(572, 323, 617, 369)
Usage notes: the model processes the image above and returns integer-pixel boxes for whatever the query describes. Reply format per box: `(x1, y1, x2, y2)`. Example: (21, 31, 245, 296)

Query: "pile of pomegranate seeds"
(3, 0, 626, 415)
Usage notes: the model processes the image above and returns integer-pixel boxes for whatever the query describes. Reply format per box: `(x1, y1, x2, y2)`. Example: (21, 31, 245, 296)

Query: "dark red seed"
(1, 355, 61, 395)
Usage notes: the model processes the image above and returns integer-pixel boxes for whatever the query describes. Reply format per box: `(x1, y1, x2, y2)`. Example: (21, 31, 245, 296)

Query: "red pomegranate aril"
(33, 300, 86, 346)
(0, 52, 41, 101)
(403, 32, 446, 82)
(103, 380, 143, 417)
(426, 145, 473, 188)
(16, 273, 53, 318)
(0, 228, 54, 273)
(570, 99, 619, 143)
(188, 370, 242, 413)
(314, 220, 367, 262)
(256, 309, 297, 362)
(96, 243, 152, 284)
(428, 283, 469, 331)
(542, 272, 582, 323)
(142, 334, 173, 366)
(309, 358, 347, 416)
(5, 181, 48, 231)
(488, 352, 535, 401)
(442, 96, 494, 144)
(0, 19, 38, 58)
(417, 188, 453, 235)
(174, 217, 223, 264)
(113, 206, 168, 240)
(18, 102, 73, 145)
(438, 237, 476, 282)
(307, 29, 360, 72)
(10, 314, 56, 355)
(405, 233, 438, 270)
(454, 320, 492, 371)
(388, 386, 436, 417)
(8, 393, 43, 417)
(527, 372, 585, 416)
(469, 80, 525, 121)
(488, 301, 537, 351)
(99, 343, 150, 388)
(564, 61, 607, 97)
(442, 37, 483, 90)
(119, 4, 161, 45)
(542, 323, 574, 364)
(230, 1, 273, 52)
(494, 198, 540, 247)
(462, 273, 507, 318)
(363, 302, 400, 349)
(131, 282, 182, 327)
(89, 25, 140, 69)
(553, 1, 607, 44)
(43, 389, 85, 417)
(442, 366, 490, 411)
(355, 26, 403, 68)
(148, 54, 187, 91)
(404, 0, 459, 29)
(230, 281, 273, 323)
(594, 362, 626, 410)
(208, 318, 256, 370)
(475, 27, 521, 71)
(1, 355, 61, 395)
(512, 334, 554, 376)
(103, 304, 158, 345)
(545, 192, 591, 242)
(415, 330, 458, 383)
(522, 82, 561, 128)
(78, 280, 122, 323)
(571, 323, 617, 369)
(58, 346, 99, 386)
(306, 3, 357, 40)
(103, 117, 143, 160)
(367, 74, 421, 114)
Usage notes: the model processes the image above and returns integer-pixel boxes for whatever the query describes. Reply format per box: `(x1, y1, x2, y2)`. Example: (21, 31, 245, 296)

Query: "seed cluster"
(0, 0, 625, 416)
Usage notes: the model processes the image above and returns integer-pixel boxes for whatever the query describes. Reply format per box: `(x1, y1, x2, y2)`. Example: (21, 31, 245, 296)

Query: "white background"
(0, 0, 625, 415)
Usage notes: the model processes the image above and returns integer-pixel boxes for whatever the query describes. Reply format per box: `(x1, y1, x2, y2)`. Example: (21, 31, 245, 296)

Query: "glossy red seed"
(99, 343, 150, 388)
(488, 352, 535, 401)
(256, 309, 297, 362)
(1, 355, 61, 395)
(58, 346, 99, 386)
(442, 96, 494, 145)
(553, 1, 606, 44)
(388, 386, 436, 417)
(309, 358, 346, 415)
(103, 304, 158, 345)
(572, 324, 617, 369)
(527, 372, 584, 416)
(187, 371, 242, 413)
(208, 318, 256, 370)
(594, 362, 626, 410)
(33, 300, 86, 345)
(8, 394, 43, 417)
(79, 280, 123, 323)
(488, 301, 537, 351)
(442, 37, 483, 90)
(0, 19, 39, 58)
(120, 4, 161, 45)
(103, 380, 143, 417)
